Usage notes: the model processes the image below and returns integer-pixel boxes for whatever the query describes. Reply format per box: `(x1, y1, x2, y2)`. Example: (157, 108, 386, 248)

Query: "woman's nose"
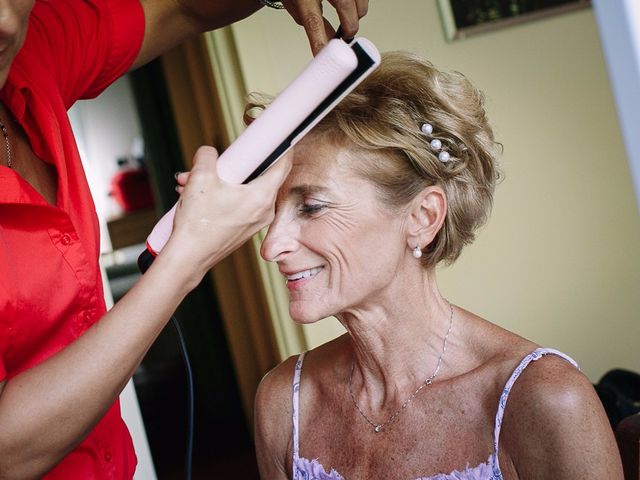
(260, 211, 299, 263)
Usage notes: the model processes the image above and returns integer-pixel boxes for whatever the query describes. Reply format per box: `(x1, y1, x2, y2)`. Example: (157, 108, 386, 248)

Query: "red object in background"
(110, 167, 155, 212)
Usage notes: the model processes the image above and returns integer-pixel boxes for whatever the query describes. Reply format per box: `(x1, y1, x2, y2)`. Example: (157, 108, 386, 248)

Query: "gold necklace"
(348, 301, 454, 433)
(0, 119, 11, 168)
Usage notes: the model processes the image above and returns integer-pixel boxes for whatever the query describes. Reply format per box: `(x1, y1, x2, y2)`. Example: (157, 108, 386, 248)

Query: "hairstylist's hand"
(281, 0, 369, 55)
(165, 146, 291, 280)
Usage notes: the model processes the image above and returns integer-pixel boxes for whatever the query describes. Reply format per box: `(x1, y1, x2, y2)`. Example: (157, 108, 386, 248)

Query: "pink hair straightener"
(138, 37, 381, 272)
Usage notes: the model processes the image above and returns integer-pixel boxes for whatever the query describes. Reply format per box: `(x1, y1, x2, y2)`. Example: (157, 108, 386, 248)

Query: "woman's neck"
(337, 272, 456, 410)
(0, 101, 58, 206)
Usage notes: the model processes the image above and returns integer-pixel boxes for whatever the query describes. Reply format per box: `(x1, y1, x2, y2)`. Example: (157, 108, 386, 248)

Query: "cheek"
(18, 14, 31, 45)
(310, 217, 402, 279)
(301, 222, 365, 276)
(18, 2, 33, 29)
(6, 4, 32, 60)
(342, 222, 406, 283)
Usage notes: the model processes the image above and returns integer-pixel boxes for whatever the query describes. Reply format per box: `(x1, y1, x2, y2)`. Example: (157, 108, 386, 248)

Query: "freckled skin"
(261, 138, 409, 325)
(256, 137, 624, 480)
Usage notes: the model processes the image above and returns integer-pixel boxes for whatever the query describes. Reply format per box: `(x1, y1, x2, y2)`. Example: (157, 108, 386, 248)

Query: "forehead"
(286, 137, 361, 190)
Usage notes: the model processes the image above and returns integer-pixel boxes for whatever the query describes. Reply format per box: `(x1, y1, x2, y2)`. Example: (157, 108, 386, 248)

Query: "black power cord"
(139, 250, 194, 480)
(171, 314, 195, 480)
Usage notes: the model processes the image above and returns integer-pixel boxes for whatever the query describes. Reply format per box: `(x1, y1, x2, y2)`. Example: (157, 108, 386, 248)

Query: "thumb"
(190, 146, 220, 174)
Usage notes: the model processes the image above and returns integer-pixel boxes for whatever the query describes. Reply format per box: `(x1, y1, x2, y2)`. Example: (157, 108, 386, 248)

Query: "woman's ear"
(406, 185, 447, 250)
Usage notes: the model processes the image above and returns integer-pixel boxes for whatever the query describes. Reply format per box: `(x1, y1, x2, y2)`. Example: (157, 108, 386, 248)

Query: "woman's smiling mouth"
(284, 266, 324, 285)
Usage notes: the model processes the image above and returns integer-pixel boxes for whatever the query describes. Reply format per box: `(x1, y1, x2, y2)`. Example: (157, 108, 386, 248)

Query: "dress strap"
(491, 347, 579, 476)
(292, 352, 306, 467)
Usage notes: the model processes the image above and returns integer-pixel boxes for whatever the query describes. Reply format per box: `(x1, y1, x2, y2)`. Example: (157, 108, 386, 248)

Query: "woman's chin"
(288, 305, 325, 325)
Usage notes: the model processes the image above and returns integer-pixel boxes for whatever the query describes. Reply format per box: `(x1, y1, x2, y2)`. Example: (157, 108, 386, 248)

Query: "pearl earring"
(413, 245, 423, 259)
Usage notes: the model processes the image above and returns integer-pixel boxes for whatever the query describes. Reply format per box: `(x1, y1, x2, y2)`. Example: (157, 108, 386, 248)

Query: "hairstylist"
(0, 0, 368, 478)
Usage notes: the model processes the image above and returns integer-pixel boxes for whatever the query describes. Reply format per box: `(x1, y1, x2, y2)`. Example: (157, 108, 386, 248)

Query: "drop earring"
(413, 245, 423, 259)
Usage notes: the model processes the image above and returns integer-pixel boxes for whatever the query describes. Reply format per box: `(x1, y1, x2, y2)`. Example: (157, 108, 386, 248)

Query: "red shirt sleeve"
(27, 0, 145, 107)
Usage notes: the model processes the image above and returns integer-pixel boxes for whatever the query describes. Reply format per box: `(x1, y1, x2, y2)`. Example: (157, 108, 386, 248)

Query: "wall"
(69, 76, 144, 253)
(69, 78, 157, 480)
(230, 1, 640, 381)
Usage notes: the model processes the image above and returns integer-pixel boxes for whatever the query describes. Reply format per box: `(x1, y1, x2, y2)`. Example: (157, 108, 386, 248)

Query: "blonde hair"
(248, 51, 501, 268)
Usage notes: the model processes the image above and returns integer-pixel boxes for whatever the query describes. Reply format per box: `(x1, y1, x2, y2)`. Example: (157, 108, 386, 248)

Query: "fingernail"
(175, 185, 180, 192)
(334, 26, 353, 43)
(174, 171, 182, 180)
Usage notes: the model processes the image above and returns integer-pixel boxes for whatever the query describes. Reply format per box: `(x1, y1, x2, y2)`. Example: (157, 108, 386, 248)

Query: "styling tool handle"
(139, 38, 380, 272)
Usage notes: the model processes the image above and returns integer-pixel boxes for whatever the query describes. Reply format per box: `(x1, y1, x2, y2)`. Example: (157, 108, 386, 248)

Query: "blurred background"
(70, 0, 640, 477)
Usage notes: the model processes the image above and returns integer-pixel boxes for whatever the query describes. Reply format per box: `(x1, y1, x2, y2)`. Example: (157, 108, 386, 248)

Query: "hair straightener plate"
(139, 37, 381, 272)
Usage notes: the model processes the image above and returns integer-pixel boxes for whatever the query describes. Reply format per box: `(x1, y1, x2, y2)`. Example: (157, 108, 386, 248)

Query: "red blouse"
(0, 0, 145, 477)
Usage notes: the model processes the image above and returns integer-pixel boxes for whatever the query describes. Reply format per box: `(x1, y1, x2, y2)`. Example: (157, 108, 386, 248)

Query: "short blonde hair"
(248, 51, 501, 268)
(313, 52, 500, 268)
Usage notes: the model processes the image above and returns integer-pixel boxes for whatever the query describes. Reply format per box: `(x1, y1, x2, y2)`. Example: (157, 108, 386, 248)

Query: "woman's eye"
(299, 203, 326, 216)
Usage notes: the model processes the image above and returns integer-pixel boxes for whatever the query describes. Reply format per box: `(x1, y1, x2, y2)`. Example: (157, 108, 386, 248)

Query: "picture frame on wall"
(436, 0, 591, 41)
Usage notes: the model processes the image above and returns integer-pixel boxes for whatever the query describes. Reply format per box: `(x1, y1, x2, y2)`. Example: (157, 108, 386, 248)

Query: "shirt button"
(83, 311, 92, 325)
(104, 451, 112, 462)
(60, 234, 72, 245)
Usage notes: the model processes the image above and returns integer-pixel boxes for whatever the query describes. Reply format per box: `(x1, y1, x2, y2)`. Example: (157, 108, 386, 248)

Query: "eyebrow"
(288, 184, 329, 196)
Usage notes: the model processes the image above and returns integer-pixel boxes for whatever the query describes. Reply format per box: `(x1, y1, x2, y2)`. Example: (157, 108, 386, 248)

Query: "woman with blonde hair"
(254, 51, 622, 479)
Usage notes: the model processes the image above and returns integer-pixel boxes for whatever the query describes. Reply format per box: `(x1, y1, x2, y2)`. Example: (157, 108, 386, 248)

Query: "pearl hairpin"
(420, 123, 433, 135)
(421, 123, 451, 163)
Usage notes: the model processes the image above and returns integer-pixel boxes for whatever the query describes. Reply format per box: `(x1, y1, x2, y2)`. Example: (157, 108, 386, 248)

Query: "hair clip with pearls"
(420, 123, 450, 163)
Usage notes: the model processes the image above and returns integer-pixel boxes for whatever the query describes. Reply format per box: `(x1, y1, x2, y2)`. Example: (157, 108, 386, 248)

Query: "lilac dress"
(291, 347, 578, 480)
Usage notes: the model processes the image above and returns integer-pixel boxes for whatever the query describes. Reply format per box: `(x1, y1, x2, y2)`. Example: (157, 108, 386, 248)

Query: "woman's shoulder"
(500, 347, 593, 417)
(462, 319, 622, 476)
(468, 316, 586, 403)
(254, 354, 300, 467)
(256, 355, 300, 411)
(459, 310, 539, 377)
(256, 335, 349, 409)
(468, 320, 589, 399)
(458, 312, 588, 405)
(496, 348, 622, 476)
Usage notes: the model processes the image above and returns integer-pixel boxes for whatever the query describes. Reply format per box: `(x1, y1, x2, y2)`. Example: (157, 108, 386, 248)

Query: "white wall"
(70, 78, 157, 480)
(69, 76, 144, 253)
(231, 1, 640, 381)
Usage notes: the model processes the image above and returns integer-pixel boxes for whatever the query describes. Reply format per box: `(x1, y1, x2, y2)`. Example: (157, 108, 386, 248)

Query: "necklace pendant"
(374, 425, 382, 433)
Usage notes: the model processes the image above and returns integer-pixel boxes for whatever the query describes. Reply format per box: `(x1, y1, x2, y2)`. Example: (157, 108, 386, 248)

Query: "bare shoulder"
(503, 352, 594, 417)
(254, 355, 299, 479)
(458, 307, 537, 368)
(255, 354, 301, 432)
(499, 352, 623, 479)
(256, 334, 347, 414)
(504, 352, 600, 420)
(257, 354, 299, 407)
(254, 339, 347, 479)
